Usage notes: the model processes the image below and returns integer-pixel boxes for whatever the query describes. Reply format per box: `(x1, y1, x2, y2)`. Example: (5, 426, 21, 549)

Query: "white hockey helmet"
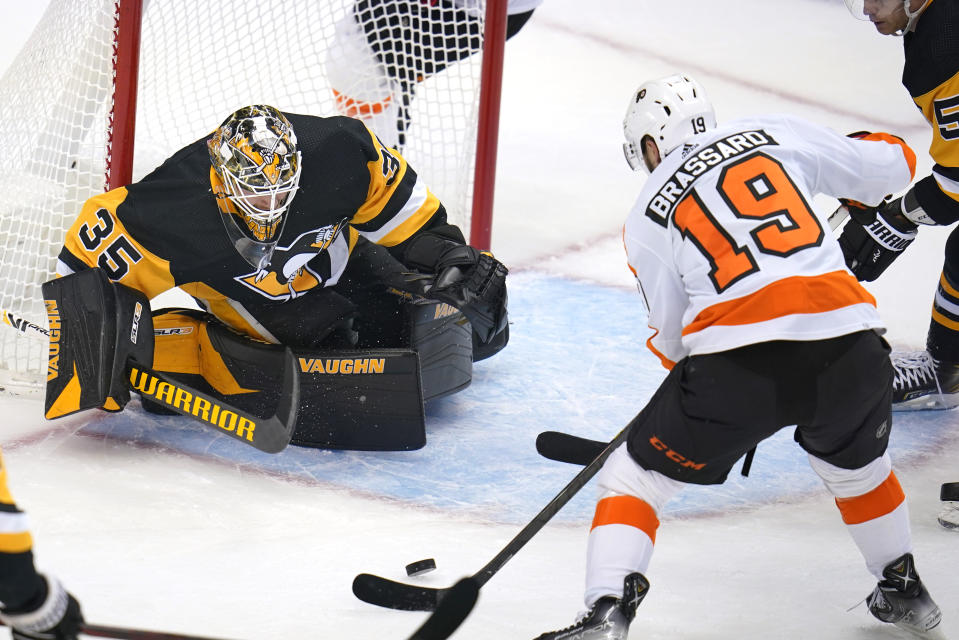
(208, 105, 302, 247)
(843, 0, 931, 34)
(623, 74, 716, 174)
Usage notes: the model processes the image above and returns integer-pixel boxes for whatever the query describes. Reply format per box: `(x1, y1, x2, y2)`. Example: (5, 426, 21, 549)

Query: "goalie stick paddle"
(351, 418, 636, 612)
(942, 482, 959, 502)
(1, 308, 299, 454)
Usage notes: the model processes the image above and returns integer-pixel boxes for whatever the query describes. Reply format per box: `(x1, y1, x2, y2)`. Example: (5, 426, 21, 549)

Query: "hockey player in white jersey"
(533, 74, 942, 639)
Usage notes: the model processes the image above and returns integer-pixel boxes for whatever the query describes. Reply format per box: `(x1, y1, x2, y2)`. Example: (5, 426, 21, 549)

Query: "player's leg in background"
(327, 1, 536, 149)
(891, 228, 959, 410)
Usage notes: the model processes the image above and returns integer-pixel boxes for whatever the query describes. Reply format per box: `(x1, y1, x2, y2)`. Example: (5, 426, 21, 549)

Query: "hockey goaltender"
(40, 105, 509, 453)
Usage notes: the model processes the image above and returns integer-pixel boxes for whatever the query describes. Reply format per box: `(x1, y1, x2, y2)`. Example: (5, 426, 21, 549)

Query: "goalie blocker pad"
(42, 269, 154, 419)
(147, 300, 471, 451)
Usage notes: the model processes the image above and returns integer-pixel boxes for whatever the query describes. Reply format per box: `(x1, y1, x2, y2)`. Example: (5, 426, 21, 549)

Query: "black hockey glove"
(0, 575, 84, 640)
(427, 245, 509, 346)
(838, 196, 918, 282)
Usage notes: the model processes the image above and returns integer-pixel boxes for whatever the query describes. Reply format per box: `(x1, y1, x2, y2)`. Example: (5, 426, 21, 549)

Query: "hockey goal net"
(0, 0, 506, 390)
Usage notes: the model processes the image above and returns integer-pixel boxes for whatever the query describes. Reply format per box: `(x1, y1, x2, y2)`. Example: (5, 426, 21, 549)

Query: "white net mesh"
(0, 0, 489, 387)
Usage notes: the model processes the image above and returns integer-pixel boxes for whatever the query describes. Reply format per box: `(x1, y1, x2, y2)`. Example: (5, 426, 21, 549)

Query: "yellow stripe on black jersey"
(348, 126, 444, 247)
(57, 187, 177, 297)
(0, 448, 46, 613)
(903, 0, 959, 214)
(0, 448, 33, 556)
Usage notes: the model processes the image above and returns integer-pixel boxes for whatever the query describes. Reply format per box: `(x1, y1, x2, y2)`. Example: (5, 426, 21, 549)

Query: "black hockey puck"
(405, 558, 437, 577)
(941, 482, 959, 501)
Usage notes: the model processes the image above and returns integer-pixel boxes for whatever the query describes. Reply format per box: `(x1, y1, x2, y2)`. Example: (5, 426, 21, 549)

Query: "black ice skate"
(866, 553, 942, 636)
(533, 573, 649, 640)
(890, 350, 959, 411)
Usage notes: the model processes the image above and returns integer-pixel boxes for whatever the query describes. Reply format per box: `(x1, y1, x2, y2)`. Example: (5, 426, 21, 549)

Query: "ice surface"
(1, 1, 957, 639)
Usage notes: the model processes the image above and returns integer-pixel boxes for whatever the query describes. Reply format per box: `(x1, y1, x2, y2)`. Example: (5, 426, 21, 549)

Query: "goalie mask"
(623, 74, 716, 174)
(209, 105, 302, 269)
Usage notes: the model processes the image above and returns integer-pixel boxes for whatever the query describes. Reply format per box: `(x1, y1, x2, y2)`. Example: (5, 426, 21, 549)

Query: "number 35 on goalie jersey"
(623, 114, 916, 369)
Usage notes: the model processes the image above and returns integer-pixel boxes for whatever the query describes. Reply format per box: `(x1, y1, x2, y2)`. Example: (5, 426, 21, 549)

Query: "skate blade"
(892, 394, 959, 412)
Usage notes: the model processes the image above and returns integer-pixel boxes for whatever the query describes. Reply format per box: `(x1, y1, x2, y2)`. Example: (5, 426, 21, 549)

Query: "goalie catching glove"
(428, 245, 509, 346)
(401, 232, 509, 348)
(838, 190, 928, 282)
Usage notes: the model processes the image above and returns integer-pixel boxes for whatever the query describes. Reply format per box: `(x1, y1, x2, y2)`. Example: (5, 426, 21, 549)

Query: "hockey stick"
(3, 582, 477, 640)
(942, 482, 959, 501)
(351, 417, 636, 611)
(80, 623, 236, 640)
(85, 585, 478, 640)
(535, 430, 605, 466)
(406, 577, 479, 640)
(828, 203, 850, 231)
(0, 620, 234, 640)
(1, 308, 299, 454)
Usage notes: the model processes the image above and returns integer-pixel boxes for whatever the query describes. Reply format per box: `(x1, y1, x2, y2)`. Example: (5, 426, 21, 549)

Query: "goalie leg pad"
(41, 269, 153, 419)
(147, 309, 288, 414)
(292, 348, 426, 451)
(151, 310, 426, 451)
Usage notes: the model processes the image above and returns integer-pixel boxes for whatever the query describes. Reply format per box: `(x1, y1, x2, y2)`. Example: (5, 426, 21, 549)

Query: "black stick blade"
(535, 431, 607, 466)
(406, 577, 479, 640)
(352, 573, 444, 611)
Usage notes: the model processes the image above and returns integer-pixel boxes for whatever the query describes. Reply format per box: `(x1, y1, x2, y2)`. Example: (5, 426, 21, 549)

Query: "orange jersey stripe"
(645, 329, 676, 370)
(591, 495, 660, 543)
(834, 472, 906, 525)
(855, 132, 917, 180)
(682, 270, 875, 337)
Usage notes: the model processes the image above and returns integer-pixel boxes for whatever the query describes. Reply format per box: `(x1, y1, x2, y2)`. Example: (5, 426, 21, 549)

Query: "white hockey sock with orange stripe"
(325, 13, 401, 148)
(584, 445, 683, 607)
(808, 452, 912, 579)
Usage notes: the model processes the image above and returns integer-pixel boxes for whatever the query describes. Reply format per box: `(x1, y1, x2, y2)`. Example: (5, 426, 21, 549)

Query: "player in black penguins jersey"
(52, 106, 508, 448)
(0, 448, 84, 639)
(842, 0, 959, 530)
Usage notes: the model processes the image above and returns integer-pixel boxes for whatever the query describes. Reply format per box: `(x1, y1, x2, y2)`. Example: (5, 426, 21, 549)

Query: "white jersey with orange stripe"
(623, 113, 916, 369)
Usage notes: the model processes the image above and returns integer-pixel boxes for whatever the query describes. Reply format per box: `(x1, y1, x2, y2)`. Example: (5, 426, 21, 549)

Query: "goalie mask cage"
(0, 0, 506, 390)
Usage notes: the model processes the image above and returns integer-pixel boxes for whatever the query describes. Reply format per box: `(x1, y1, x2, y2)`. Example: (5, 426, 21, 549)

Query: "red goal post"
(0, 0, 506, 389)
